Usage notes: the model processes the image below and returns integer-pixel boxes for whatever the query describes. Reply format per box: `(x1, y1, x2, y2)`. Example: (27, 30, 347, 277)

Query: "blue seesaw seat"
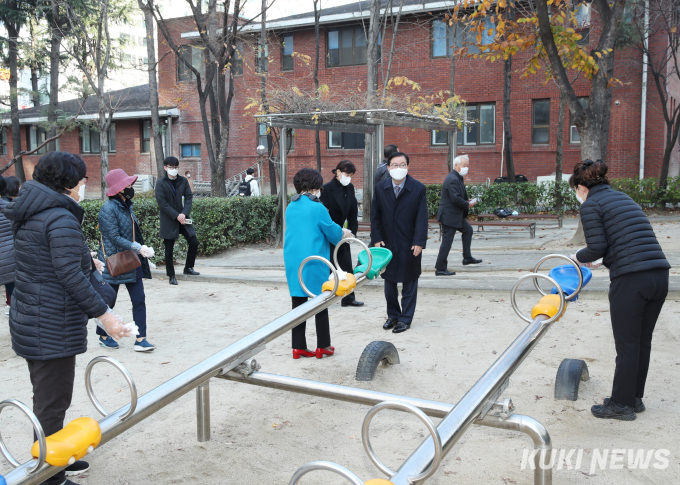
(549, 264, 592, 301)
(1, 473, 6, 485)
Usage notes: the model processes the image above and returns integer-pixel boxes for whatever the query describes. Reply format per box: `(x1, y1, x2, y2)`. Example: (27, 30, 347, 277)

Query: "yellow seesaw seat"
(531, 294, 567, 321)
(321, 273, 357, 297)
(365, 480, 395, 485)
(31, 417, 102, 467)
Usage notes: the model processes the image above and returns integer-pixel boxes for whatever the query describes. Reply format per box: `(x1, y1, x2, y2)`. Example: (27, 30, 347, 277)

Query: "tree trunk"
(30, 67, 40, 107)
(7, 24, 25, 182)
(47, 0, 61, 153)
(98, 109, 110, 198)
(555, 93, 565, 213)
(363, 0, 381, 222)
(503, 54, 515, 182)
(139, 2, 165, 177)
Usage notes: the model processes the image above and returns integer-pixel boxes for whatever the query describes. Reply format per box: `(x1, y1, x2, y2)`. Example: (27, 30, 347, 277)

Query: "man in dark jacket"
(371, 152, 428, 333)
(155, 156, 200, 285)
(435, 155, 482, 276)
(373, 144, 398, 188)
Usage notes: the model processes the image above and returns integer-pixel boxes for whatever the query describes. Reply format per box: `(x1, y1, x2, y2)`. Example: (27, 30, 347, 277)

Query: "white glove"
(341, 228, 354, 239)
(148, 260, 156, 270)
(140, 245, 155, 258)
(329, 270, 348, 281)
(95, 308, 134, 340)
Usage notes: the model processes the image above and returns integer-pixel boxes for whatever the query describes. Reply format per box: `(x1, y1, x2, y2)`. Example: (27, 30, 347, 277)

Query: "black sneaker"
(63, 480, 81, 485)
(591, 398, 636, 421)
(65, 460, 89, 476)
(604, 396, 645, 413)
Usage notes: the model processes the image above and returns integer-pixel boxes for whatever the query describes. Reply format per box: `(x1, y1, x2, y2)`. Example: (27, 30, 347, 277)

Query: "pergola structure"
(256, 109, 464, 238)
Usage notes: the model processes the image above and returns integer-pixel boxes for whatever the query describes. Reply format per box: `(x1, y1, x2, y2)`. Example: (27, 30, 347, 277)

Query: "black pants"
(97, 266, 147, 338)
(291, 296, 330, 350)
(27, 356, 76, 485)
(385, 279, 418, 324)
(330, 242, 356, 305)
(435, 221, 473, 271)
(164, 225, 199, 277)
(609, 268, 668, 407)
(5, 281, 14, 305)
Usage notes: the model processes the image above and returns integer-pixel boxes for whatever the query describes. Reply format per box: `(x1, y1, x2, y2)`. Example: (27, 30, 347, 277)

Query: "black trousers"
(26, 356, 76, 485)
(291, 296, 331, 350)
(609, 268, 668, 407)
(435, 221, 473, 271)
(97, 266, 147, 338)
(385, 279, 418, 324)
(164, 225, 199, 277)
(330, 243, 356, 304)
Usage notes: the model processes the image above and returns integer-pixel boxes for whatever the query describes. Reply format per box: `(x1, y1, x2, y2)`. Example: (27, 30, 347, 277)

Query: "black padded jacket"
(4, 181, 108, 360)
(576, 184, 670, 279)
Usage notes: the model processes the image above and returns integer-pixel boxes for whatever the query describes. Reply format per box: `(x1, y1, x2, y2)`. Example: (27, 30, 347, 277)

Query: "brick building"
(155, 0, 678, 191)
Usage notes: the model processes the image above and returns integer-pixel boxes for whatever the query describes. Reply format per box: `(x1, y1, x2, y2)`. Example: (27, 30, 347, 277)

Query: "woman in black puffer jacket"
(0, 175, 19, 312)
(5, 152, 130, 485)
(570, 160, 671, 422)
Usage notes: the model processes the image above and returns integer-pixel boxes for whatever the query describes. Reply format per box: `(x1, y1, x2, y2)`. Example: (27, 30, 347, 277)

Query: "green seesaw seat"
(354, 247, 393, 280)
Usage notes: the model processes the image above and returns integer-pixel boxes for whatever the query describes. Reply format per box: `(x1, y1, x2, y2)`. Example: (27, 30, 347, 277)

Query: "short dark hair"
(332, 160, 356, 176)
(293, 168, 323, 194)
(33, 152, 85, 194)
(246, 168, 255, 175)
(164, 156, 179, 167)
(569, 159, 609, 189)
(384, 144, 398, 159)
(387, 151, 409, 166)
(2, 176, 21, 197)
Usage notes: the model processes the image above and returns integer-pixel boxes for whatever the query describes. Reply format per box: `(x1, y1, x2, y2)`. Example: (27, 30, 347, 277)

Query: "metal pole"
(639, 0, 649, 180)
(3, 275, 373, 485)
(280, 126, 288, 245)
(390, 315, 552, 485)
(196, 381, 211, 442)
(224, 372, 551, 485)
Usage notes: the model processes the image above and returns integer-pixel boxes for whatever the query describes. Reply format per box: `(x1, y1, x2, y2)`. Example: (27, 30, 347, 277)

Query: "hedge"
(81, 195, 277, 263)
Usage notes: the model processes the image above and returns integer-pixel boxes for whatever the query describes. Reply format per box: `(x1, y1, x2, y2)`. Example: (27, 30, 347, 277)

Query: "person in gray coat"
(0, 175, 20, 313)
(155, 156, 200, 285)
(373, 144, 398, 188)
(435, 155, 482, 275)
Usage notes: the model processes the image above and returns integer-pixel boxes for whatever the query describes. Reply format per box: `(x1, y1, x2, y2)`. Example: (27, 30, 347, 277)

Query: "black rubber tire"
(355, 341, 400, 381)
(554, 358, 590, 401)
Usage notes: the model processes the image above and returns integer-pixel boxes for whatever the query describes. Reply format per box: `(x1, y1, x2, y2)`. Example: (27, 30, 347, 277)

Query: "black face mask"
(123, 187, 135, 200)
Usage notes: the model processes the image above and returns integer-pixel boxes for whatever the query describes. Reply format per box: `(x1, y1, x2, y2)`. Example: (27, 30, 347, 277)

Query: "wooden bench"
(469, 220, 536, 238)
(476, 213, 563, 228)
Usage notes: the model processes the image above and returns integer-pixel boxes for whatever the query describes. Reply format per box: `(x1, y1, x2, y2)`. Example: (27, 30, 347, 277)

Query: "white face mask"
(77, 184, 85, 202)
(339, 174, 351, 186)
(459, 166, 469, 177)
(575, 189, 584, 204)
(390, 167, 408, 180)
(167, 168, 179, 177)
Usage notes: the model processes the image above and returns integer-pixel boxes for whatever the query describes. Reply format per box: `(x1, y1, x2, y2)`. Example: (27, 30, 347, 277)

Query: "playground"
(1, 246, 679, 483)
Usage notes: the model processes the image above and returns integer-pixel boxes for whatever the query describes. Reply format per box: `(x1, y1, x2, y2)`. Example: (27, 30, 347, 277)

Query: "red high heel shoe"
(316, 346, 335, 359)
(293, 349, 316, 359)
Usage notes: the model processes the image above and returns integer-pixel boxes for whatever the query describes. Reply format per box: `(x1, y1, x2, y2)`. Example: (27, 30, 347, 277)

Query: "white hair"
(453, 154, 469, 168)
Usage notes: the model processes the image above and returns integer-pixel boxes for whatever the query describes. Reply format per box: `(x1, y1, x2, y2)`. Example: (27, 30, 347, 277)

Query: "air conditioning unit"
(134, 174, 154, 192)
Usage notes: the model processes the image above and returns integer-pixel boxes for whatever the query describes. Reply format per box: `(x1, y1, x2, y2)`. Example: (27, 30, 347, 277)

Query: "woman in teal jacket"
(284, 168, 348, 359)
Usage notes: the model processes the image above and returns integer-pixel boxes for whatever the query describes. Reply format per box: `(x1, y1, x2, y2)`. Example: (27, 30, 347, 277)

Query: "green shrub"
(81, 196, 277, 263)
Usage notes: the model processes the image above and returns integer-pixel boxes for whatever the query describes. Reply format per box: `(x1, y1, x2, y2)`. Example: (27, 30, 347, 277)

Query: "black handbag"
(90, 258, 117, 308)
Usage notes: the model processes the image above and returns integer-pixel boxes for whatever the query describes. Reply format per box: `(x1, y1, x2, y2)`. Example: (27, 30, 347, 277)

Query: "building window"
(532, 99, 550, 144)
(328, 131, 365, 149)
(28, 125, 60, 154)
(0, 127, 6, 155)
(431, 130, 449, 146)
(328, 27, 368, 67)
(441, 103, 495, 146)
(574, 3, 591, 45)
(177, 45, 204, 82)
(256, 43, 269, 73)
(432, 18, 495, 58)
(81, 124, 116, 153)
(569, 97, 589, 144)
(180, 143, 201, 158)
(142, 120, 151, 153)
(282, 34, 294, 71)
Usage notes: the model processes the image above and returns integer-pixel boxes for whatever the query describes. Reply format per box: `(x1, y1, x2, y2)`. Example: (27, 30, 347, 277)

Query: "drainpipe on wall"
(639, 0, 649, 180)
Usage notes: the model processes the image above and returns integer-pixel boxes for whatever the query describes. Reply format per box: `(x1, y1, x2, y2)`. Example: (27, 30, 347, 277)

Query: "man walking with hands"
(155, 156, 200, 285)
(371, 151, 428, 333)
(435, 154, 482, 276)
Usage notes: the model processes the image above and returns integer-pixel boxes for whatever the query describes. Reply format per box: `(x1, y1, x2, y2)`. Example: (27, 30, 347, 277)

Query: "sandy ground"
(1, 278, 679, 485)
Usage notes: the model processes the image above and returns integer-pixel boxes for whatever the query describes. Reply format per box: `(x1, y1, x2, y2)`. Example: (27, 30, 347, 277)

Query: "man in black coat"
(320, 161, 363, 307)
(373, 143, 398, 188)
(435, 155, 482, 275)
(371, 152, 428, 333)
(155, 156, 200, 285)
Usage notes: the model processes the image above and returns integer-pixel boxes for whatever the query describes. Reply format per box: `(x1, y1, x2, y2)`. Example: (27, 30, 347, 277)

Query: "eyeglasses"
(390, 163, 408, 169)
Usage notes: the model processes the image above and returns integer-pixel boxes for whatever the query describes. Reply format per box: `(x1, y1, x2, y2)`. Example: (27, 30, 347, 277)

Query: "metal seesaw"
(0, 250, 589, 485)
